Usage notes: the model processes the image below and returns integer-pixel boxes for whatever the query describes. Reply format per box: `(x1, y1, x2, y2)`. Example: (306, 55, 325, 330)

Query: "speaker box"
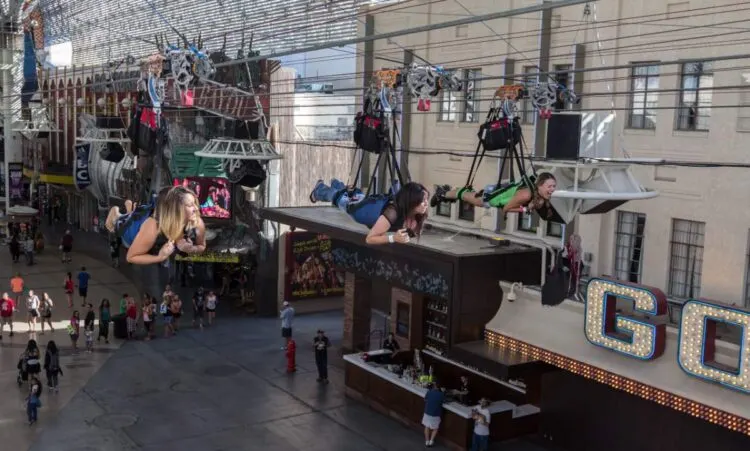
(546, 113, 582, 160)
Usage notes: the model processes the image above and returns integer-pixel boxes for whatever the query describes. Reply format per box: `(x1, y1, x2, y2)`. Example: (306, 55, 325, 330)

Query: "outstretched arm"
(126, 218, 170, 264)
(501, 188, 533, 214)
(365, 216, 409, 245)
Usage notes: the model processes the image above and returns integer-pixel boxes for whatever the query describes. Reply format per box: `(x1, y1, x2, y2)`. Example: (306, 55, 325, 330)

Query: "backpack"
(117, 203, 155, 248)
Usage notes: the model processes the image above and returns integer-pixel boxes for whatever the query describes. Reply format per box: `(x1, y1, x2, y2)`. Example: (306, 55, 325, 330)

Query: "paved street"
(0, 227, 552, 451)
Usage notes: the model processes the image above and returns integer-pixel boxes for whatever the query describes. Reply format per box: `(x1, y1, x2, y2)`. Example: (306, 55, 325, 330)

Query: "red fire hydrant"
(286, 338, 297, 373)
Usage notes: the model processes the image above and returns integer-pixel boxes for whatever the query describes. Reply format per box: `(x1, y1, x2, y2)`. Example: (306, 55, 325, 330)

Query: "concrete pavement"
(0, 244, 138, 451)
(2, 225, 556, 451)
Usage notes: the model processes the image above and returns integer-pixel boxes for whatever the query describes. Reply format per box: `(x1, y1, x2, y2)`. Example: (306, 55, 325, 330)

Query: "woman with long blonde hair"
(105, 186, 206, 265)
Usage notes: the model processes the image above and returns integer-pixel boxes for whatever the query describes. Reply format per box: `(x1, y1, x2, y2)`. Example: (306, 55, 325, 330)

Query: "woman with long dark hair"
(310, 179, 429, 245)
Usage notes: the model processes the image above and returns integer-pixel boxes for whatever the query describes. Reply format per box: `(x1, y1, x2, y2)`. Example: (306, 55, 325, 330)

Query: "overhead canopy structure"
(23, 0, 395, 67)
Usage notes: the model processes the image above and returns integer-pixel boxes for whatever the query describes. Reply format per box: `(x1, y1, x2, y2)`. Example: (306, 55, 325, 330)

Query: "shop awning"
(448, 340, 549, 381)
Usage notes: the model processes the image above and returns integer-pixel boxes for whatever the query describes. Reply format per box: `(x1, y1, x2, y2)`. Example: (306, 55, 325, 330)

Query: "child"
(26, 376, 42, 425)
(85, 324, 94, 353)
(68, 311, 80, 353)
(126, 298, 138, 340)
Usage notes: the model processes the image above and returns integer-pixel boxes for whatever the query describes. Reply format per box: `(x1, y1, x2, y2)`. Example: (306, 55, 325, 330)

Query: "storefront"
(261, 205, 750, 450)
(260, 206, 545, 449)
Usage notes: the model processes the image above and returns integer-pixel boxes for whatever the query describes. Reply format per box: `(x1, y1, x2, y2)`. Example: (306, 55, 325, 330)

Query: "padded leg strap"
(456, 186, 474, 200)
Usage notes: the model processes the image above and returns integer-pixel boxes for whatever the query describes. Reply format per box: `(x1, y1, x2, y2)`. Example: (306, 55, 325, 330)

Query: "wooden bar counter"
(344, 352, 539, 450)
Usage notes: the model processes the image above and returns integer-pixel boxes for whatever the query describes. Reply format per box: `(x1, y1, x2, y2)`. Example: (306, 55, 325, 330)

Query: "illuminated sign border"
(485, 330, 750, 436)
(677, 299, 750, 394)
(583, 278, 667, 361)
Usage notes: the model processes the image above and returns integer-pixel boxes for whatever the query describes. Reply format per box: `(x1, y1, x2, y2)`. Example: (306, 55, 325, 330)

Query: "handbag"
(541, 252, 569, 307)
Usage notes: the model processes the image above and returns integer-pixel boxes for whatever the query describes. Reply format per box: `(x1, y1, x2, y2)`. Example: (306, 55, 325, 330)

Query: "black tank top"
(381, 203, 416, 237)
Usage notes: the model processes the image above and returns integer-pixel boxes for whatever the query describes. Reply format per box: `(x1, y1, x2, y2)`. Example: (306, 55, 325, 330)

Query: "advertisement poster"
(8, 162, 24, 204)
(173, 177, 232, 219)
(285, 232, 344, 300)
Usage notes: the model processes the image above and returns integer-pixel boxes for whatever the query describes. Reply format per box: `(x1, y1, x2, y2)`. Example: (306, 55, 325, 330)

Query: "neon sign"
(584, 277, 750, 393)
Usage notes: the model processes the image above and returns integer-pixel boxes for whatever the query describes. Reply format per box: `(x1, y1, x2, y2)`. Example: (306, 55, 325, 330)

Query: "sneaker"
(309, 180, 324, 203)
(430, 184, 451, 208)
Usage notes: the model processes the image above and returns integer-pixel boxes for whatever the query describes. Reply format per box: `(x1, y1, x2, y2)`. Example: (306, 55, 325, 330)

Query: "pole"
(218, 0, 596, 67)
(358, 14, 374, 187)
(533, 1, 553, 159)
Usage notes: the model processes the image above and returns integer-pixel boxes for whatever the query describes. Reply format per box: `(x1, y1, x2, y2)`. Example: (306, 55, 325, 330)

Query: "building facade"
(356, 0, 750, 312)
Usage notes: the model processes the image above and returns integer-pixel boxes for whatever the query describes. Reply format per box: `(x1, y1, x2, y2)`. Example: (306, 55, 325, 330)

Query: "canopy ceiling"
(23, 0, 393, 67)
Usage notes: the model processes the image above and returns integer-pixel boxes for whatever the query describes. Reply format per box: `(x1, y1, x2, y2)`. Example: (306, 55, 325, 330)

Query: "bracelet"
(388, 233, 394, 244)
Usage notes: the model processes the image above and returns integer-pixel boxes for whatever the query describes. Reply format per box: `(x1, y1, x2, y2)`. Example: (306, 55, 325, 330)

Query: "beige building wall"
(357, 0, 750, 305)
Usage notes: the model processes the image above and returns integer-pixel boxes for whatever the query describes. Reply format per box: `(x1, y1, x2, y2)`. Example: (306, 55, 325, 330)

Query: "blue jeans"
(27, 398, 38, 423)
(313, 178, 365, 211)
(471, 433, 489, 451)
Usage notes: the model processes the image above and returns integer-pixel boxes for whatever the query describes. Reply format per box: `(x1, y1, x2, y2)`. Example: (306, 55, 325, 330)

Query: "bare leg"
(124, 200, 134, 214)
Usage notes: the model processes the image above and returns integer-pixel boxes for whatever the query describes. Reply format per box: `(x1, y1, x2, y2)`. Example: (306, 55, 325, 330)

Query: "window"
(614, 212, 646, 283)
(439, 70, 458, 122)
(668, 219, 705, 299)
(676, 61, 713, 131)
(517, 211, 539, 233)
(628, 63, 659, 129)
(436, 202, 451, 217)
(462, 69, 481, 123)
(522, 66, 537, 124)
(458, 200, 474, 222)
(738, 73, 750, 132)
(553, 64, 572, 111)
(546, 221, 564, 238)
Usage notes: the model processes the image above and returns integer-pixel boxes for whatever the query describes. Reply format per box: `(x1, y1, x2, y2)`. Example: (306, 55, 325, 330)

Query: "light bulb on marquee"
(76, 98, 84, 107)
(96, 98, 106, 108)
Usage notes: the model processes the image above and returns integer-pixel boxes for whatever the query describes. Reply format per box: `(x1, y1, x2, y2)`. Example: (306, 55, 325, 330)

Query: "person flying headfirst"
(431, 172, 557, 219)
(310, 178, 429, 245)
(104, 185, 206, 265)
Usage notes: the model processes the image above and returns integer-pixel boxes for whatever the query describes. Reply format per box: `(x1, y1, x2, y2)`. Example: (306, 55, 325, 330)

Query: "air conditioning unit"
(546, 112, 616, 160)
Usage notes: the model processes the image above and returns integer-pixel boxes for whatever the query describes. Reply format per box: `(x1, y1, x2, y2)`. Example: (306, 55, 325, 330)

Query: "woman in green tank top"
(431, 172, 557, 217)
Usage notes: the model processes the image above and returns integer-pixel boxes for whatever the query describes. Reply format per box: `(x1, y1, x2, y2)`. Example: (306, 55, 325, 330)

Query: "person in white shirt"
(470, 398, 491, 451)
(26, 290, 41, 332)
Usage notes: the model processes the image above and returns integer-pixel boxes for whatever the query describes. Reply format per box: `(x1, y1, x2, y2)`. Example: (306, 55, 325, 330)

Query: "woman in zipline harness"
(431, 172, 557, 218)
(309, 178, 430, 245)
(104, 186, 207, 265)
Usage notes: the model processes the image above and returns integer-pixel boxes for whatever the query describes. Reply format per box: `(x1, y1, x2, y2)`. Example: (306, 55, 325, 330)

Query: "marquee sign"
(584, 278, 750, 393)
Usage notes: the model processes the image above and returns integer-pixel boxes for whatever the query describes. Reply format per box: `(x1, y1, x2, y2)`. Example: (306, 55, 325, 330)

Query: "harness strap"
(465, 108, 496, 188)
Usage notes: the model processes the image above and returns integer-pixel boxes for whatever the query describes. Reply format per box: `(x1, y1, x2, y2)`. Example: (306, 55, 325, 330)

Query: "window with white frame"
(676, 61, 713, 131)
(522, 66, 537, 124)
(436, 202, 451, 218)
(439, 69, 458, 122)
(668, 219, 705, 299)
(745, 230, 750, 307)
(553, 64, 572, 111)
(462, 69, 481, 123)
(738, 73, 750, 132)
(614, 211, 646, 283)
(628, 63, 659, 129)
(517, 211, 539, 233)
(458, 200, 474, 222)
(546, 220, 564, 238)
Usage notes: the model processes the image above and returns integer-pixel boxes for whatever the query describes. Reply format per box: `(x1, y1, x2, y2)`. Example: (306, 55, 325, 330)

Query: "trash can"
(112, 313, 128, 339)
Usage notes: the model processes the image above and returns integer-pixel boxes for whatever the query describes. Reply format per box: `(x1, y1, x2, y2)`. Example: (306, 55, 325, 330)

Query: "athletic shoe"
(430, 184, 451, 208)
